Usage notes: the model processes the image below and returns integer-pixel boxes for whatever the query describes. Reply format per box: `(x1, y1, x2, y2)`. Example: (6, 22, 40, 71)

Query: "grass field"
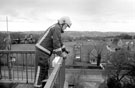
(11, 42, 75, 66)
(11, 44, 35, 51)
(10, 41, 109, 66)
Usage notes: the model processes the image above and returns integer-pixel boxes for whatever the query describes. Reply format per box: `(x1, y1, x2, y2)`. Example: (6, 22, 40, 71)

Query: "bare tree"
(103, 48, 135, 87)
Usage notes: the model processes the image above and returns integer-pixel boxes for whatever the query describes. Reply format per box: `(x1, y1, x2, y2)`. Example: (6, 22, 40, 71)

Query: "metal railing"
(0, 50, 35, 83)
(0, 50, 66, 88)
(44, 57, 65, 88)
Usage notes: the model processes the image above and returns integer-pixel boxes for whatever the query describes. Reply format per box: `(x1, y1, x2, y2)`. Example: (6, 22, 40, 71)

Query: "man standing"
(34, 16, 72, 88)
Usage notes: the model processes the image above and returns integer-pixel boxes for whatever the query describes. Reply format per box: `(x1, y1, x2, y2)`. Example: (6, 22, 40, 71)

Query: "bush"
(123, 83, 135, 88)
(0, 32, 6, 50)
(107, 77, 122, 88)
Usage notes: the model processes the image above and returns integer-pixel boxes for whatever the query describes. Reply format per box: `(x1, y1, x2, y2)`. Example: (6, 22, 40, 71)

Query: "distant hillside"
(63, 31, 135, 37)
(1, 31, 135, 37)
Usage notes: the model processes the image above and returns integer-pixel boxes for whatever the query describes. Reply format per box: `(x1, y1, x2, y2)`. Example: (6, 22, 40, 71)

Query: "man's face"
(62, 24, 68, 31)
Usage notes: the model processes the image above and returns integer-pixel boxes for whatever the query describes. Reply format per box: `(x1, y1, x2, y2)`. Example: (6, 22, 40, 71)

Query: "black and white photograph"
(0, 0, 135, 88)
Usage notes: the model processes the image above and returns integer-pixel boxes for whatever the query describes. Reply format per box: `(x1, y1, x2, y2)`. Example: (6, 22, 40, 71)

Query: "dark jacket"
(36, 23, 64, 56)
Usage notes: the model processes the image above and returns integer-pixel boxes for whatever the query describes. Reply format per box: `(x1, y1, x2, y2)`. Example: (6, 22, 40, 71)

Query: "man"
(34, 16, 72, 88)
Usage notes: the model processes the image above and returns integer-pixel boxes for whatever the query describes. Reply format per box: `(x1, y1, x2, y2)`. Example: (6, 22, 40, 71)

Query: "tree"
(103, 48, 135, 88)
(88, 41, 106, 66)
(0, 32, 7, 79)
(123, 56, 135, 87)
(117, 33, 132, 39)
(0, 32, 6, 50)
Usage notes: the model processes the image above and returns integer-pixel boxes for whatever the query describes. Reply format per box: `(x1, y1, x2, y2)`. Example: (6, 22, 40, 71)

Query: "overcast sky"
(0, 0, 135, 32)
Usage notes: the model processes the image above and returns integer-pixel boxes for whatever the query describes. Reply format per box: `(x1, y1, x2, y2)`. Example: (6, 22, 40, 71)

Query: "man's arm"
(52, 27, 63, 56)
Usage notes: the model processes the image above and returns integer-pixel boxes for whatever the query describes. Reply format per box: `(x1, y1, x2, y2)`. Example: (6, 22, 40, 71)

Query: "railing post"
(44, 57, 66, 88)
(26, 53, 28, 83)
(61, 59, 65, 88)
(58, 62, 62, 88)
(59, 66, 62, 88)
(55, 58, 65, 88)
(0, 56, 2, 79)
(7, 52, 12, 80)
(58, 58, 65, 88)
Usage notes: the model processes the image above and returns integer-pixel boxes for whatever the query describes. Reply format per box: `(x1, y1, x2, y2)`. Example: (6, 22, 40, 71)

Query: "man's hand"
(61, 52, 67, 60)
(64, 50, 70, 54)
(62, 48, 70, 54)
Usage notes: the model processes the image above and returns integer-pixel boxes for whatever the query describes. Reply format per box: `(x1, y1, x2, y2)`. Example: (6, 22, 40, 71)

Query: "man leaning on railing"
(34, 16, 72, 88)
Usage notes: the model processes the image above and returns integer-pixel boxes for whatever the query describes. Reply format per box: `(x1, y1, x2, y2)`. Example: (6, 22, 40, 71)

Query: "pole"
(6, 16, 12, 80)
(6, 16, 11, 50)
(6, 16, 9, 34)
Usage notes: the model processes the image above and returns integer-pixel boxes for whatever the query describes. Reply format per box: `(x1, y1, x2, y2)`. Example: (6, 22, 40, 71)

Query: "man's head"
(58, 16, 72, 31)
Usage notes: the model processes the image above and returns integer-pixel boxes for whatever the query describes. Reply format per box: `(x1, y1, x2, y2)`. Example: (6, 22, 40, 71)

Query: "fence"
(0, 50, 66, 88)
(0, 50, 35, 83)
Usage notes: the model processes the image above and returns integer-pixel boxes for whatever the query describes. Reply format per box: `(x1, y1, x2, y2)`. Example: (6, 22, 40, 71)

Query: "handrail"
(0, 50, 35, 53)
(44, 57, 65, 88)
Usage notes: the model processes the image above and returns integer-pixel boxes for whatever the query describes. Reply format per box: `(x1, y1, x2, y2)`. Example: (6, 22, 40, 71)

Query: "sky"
(0, 0, 135, 32)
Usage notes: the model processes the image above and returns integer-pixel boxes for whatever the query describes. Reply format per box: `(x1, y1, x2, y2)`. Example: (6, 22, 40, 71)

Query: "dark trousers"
(34, 48, 50, 88)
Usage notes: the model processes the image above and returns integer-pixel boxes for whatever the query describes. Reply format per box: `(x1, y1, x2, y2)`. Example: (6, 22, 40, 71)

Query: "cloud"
(0, 0, 135, 32)
(0, 0, 134, 18)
